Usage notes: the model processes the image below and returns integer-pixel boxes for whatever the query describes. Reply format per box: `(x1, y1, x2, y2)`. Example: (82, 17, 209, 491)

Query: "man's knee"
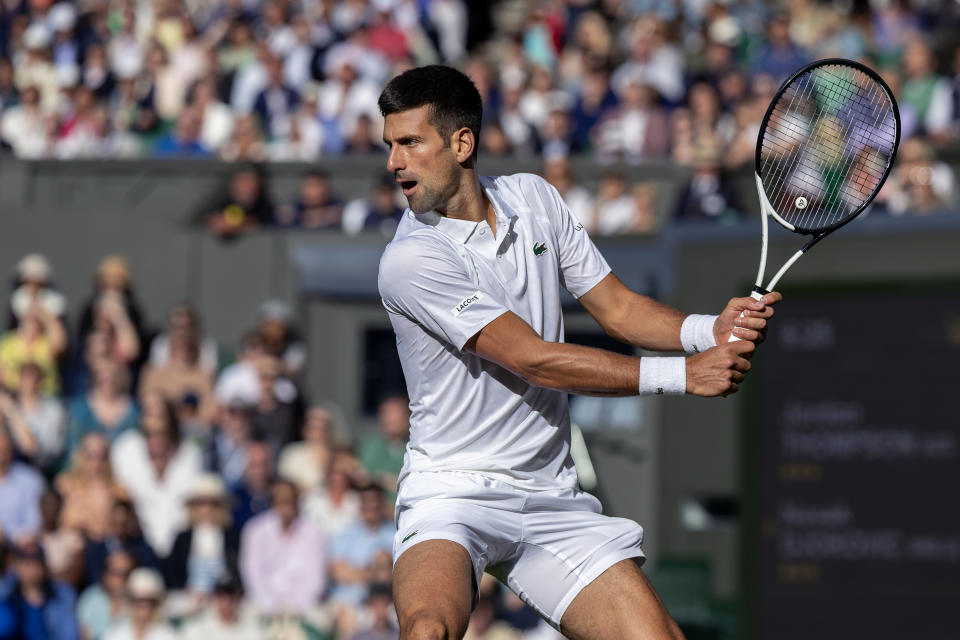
(400, 608, 462, 640)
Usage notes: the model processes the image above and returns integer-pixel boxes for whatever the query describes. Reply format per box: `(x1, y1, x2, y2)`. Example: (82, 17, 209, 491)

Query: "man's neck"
(436, 170, 497, 236)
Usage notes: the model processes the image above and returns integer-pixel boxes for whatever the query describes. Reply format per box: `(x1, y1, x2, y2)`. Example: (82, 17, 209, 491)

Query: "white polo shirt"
(378, 173, 611, 491)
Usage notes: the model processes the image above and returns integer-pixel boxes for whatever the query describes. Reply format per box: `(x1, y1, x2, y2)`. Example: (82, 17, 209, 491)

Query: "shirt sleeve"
(542, 180, 612, 298)
(378, 236, 510, 350)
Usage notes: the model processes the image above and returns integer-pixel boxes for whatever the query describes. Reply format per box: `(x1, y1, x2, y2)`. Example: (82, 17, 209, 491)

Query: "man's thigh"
(559, 559, 684, 640)
(392, 539, 475, 638)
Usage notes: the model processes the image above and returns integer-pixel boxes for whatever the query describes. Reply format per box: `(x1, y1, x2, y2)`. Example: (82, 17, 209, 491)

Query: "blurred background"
(1, 0, 960, 639)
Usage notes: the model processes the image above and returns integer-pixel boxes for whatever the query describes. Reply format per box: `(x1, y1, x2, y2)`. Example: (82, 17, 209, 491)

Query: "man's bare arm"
(578, 273, 780, 350)
(464, 311, 754, 397)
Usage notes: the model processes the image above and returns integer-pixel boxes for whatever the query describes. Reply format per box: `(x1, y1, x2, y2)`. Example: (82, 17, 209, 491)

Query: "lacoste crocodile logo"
(402, 531, 419, 544)
(533, 242, 548, 256)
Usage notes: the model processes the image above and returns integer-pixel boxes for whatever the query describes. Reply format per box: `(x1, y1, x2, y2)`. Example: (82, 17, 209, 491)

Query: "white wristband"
(638, 357, 686, 396)
(680, 314, 718, 354)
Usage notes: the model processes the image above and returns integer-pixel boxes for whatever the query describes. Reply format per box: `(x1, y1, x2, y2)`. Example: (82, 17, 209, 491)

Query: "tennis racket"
(730, 58, 900, 342)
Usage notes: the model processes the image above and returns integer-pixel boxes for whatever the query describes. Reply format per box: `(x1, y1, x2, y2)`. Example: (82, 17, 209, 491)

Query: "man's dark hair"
(378, 65, 482, 157)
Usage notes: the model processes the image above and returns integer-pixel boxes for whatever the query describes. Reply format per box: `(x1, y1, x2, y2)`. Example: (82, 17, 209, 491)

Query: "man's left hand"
(714, 292, 782, 344)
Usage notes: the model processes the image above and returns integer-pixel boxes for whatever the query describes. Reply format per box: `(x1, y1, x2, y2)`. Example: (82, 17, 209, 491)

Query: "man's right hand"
(686, 341, 755, 397)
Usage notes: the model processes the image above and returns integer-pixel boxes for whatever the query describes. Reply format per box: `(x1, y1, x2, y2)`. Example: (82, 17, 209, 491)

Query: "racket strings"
(758, 64, 898, 233)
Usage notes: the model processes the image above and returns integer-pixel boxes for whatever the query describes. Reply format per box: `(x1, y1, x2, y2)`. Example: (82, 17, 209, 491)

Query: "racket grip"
(727, 290, 766, 342)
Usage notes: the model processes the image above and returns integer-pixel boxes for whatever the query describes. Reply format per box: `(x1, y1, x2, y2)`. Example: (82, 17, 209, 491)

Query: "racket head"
(755, 58, 901, 235)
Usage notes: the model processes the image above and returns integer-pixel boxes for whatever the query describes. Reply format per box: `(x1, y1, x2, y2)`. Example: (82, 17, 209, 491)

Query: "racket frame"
(750, 57, 902, 295)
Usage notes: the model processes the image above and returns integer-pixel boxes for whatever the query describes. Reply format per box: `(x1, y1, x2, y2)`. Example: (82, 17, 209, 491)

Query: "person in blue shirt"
(328, 484, 396, 607)
(0, 541, 79, 640)
(0, 427, 44, 542)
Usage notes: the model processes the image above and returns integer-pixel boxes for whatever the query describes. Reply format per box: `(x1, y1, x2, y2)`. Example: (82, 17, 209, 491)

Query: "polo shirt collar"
(412, 177, 517, 245)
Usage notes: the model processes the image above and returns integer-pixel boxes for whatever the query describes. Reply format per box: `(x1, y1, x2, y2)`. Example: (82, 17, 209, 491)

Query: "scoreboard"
(744, 283, 960, 639)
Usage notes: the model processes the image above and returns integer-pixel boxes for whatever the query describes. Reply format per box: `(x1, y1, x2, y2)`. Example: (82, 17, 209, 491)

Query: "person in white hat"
(163, 472, 240, 616)
(102, 568, 177, 640)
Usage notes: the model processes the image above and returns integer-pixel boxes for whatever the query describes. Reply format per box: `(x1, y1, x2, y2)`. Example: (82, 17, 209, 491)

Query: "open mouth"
(399, 180, 418, 196)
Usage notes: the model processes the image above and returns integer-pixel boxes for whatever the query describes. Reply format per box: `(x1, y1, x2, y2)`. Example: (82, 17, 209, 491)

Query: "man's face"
(361, 489, 384, 527)
(271, 482, 299, 525)
(383, 106, 461, 214)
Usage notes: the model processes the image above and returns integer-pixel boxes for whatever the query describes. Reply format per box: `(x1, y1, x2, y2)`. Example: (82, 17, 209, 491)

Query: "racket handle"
(727, 290, 765, 342)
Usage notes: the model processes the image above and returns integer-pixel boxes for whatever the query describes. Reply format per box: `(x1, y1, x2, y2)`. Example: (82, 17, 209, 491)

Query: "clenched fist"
(686, 340, 755, 397)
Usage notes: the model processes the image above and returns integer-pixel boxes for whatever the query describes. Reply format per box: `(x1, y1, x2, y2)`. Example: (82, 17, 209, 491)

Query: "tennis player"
(377, 65, 780, 640)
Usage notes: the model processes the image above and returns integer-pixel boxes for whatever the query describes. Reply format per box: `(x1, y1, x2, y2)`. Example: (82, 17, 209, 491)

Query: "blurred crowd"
(0, 251, 565, 640)
(1, 0, 960, 226)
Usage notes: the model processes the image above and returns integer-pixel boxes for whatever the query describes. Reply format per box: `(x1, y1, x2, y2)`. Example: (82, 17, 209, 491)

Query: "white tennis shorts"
(392, 470, 645, 628)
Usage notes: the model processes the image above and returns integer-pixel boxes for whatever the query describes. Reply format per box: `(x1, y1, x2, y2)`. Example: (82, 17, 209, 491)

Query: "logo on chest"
(451, 291, 483, 317)
(532, 242, 548, 256)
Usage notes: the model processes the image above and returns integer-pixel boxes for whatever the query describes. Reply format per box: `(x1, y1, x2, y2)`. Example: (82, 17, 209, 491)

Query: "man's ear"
(451, 127, 476, 164)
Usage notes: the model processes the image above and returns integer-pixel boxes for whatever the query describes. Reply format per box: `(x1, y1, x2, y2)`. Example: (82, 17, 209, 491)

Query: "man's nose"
(386, 146, 404, 173)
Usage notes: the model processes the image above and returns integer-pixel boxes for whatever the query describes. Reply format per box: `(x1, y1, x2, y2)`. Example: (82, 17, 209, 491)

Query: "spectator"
(0, 85, 47, 157)
(38, 490, 85, 587)
(0, 57, 18, 112)
(881, 137, 957, 215)
(278, 405, 336, 492)
(8, 254, 66, 331)
(687, 82, 735, 152)
(318, 58, 382, 146)
(83, 498, 160, 587)
(541, 157, 593, 231)
(0, 540, 79, 640)
(750, 14, 809, 82)
(55, 433, 121, 542)
(153, 106, 211, 156)
(15, 362, 65, 473)
(359, 397, 409, 498)
(139, 327, 217, 429)
(180, 574, 262, 640)
(149, 303, 218, 375)
(66, 361, 140, 453)
(257, 300, 307, 378)
(162, 474, 239, 617)
(76, 549, 136, 640)
(673, 144, 743, 223)
(275, 170, 344, 230)
(927, 45, 960, 144)
(77, 256, 148, 366)
(630, 183, 659, 234)
(594, 77, 669, 162)
(102, 568, 176, 640)
(203, 400, 255, 487)
(590, 171, 638, 236)
(341, 173, 404, 236)
(229, 440, 273, 531)
(110, 404, 203, 556)
(249, 354, 302, 457)
(496, 70, 535, 154)
(239, 478, 327, 616)
(346, 582, 399, 640)
(568, 66, 617, 152)
(0, 303, 67, 396)
(218, 113, 267, 162)
(611, 16, 685, 104)
(214, 332, 265, 409)
(328, 485, 396, 609)
(252, 54, 299, 140)
(267, 82, 324, 161)
(205, 164, 274, 238)
(191, 76, 234, 153)
(900, 38, 944, 137)
(0, 386, 40, 467)
(302, 449, 363, 539)
(0, 426, 45, 542)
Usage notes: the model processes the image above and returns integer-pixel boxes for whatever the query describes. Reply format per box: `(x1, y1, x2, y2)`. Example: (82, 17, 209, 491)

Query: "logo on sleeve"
(533, 242, 548, 256)
(451, 291, 483, 316)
